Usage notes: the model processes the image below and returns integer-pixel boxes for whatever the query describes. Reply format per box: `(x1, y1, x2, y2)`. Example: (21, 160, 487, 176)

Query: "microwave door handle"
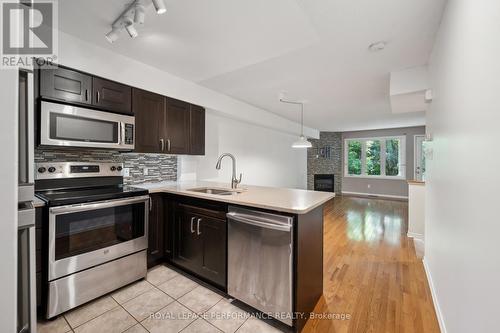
(119, 122, 125, 145)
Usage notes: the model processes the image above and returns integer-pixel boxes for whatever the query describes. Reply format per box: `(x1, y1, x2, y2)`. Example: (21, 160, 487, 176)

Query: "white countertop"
(135, 181, 335, 214)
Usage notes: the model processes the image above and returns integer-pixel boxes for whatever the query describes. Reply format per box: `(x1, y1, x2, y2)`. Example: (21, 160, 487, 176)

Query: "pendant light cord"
(279, 98, 305, 136)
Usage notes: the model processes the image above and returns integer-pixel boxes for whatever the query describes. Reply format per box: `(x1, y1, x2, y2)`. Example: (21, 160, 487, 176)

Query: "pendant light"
(279, 95, 312, 149)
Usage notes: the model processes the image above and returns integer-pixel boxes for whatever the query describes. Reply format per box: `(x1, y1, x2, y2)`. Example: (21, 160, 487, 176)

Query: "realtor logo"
(1, 0, 58, 68)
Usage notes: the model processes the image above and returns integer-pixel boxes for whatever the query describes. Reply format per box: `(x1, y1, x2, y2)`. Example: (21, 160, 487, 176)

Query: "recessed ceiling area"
(58, 0, 446, 132)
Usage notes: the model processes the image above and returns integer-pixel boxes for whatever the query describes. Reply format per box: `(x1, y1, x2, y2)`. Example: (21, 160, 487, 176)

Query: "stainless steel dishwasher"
(227, 206, 293, 326)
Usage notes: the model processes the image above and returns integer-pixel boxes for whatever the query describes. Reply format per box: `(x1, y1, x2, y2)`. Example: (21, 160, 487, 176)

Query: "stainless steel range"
(35, 162, 149, 318)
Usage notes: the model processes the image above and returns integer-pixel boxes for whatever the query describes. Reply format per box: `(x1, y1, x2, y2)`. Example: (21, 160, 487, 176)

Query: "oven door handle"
(49, 195, 150, 215)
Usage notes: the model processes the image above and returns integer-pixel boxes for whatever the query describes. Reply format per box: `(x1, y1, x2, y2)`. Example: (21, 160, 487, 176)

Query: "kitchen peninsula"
(139, 180, 335, 332)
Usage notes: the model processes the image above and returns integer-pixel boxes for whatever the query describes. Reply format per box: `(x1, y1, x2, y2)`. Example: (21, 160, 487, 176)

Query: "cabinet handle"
(167, 139, 171, 152)
(149, 197, 152, 211)
(160, 138, 165, 151)
(96, 90, 100, 103)
(84, 89, 88, 101)
(190, 217, 195, 233)
(196, 218, 202, 235)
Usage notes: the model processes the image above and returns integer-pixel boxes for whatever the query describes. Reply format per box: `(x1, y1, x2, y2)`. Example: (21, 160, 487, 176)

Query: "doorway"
(414, 135, 426, 181)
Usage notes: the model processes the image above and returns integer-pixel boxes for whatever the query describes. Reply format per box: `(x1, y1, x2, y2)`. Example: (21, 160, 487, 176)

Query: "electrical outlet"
(143, 167, 149, 176)
(123, 168, 130, 177)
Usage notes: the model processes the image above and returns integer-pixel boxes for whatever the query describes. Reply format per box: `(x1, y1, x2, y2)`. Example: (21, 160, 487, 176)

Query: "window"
(347, 140, 362, 175)
(344, 136, 406, 179)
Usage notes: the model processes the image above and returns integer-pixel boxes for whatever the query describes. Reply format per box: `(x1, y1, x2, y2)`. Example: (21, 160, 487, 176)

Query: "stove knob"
(110, 166, 116, 171)
(38, 167, 46, 173)
(116, 166, 123, 171)
(48, 167, 56, 173)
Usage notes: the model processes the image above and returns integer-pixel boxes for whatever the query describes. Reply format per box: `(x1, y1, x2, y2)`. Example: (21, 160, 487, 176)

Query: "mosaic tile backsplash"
(35, 148, 177, 185)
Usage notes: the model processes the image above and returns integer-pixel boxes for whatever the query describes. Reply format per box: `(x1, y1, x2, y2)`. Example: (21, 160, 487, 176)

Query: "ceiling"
(58, 0, 446, 131)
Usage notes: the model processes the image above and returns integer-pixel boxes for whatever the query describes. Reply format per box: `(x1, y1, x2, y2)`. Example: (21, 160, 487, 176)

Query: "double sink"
(187, 187, 244, 196)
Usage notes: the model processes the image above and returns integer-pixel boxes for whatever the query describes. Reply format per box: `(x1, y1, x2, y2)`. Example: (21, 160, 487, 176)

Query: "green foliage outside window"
(366, 140, 381, 175)
(385, 139, 400, 176)
(347, 141, 362, 175)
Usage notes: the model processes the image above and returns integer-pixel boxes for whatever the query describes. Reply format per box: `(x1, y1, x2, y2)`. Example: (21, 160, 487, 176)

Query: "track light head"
(105, 27, 121, 43)
(152, 0, 166, 14)
(134, 4, 145, 24)
(125, 21, 138, 38)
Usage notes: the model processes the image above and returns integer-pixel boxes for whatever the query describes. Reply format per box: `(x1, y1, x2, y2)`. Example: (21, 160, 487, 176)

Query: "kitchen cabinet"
(148, 194, 165, 268)
(172, 202, 226, 288)
(189, 105, 205, 155)
(133, 88, 166, 153)
(40, 67, 92, 105)
(35, 207, 44, 308)
(40, 67, 132, 114)
(165, 97, 190, 154)
(39, 64, 205, 155)
(92, 77, 132, 114)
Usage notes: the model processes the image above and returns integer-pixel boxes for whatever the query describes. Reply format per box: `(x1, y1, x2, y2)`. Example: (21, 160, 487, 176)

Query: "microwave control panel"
(124, 124, 134, 145)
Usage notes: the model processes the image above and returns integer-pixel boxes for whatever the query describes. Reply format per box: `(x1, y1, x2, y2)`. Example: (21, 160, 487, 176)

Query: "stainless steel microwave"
(40, 101, 135, 150)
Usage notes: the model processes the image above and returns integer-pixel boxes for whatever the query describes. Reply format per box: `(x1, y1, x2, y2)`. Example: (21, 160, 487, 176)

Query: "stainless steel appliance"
(35, 162, 149, 318)
(18, 68, 37, 333)
(227, 206, 293, 326)
(40, 101, 135, 150)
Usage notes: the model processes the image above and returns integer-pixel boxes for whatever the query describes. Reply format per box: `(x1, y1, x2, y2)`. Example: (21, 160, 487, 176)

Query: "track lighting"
(124, 19, 138, 38)
(134, 3, 145, 24)
(105, 27, 121, 43)
(152, 0, 166, 14)
(105, 0, 167, 43)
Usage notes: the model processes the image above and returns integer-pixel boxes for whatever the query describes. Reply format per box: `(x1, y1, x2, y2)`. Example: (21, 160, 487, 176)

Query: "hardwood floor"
(302, 196, 440, 333)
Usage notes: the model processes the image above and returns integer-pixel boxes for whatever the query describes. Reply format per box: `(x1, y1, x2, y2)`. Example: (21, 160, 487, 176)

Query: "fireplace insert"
(314, 174, 335, 192)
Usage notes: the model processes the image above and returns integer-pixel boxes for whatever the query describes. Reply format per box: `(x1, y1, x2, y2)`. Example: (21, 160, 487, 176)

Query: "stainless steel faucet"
(215, 153, 242, 189)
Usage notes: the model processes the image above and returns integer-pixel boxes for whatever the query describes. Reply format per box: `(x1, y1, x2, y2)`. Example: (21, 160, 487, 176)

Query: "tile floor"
(37, 265, 284, 333)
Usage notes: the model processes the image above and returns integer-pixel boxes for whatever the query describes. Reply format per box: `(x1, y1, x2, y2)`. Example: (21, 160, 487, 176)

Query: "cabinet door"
(92, 77, 132, 114)
(174, 209, 202, 272)
(163, 198, 173, 259)
(165, 97, 190, 154)
(189, 105, 205, 155)
(133, 88, 165, 153)
(148, 194, 164, 268)
(40, 67, 92, 104)
(199, 216, 226, 287)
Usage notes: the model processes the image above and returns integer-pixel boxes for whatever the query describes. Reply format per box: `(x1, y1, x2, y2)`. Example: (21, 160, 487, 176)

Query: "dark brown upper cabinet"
(92, 77, 132, 115)
(189, 105, 205, 155)
(165, 97, 190, 154)
(133, 88, 166, 153)
(40, 67, 92, 105)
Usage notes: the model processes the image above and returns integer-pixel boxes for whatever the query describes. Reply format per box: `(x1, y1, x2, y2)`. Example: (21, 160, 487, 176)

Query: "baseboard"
(341, 191, 408, 200)
(422, 258, 447, 333)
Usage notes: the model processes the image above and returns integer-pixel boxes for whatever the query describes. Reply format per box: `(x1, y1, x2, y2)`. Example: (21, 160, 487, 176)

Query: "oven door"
(48, 195, 149, 281)
(40, 101, 134, 150)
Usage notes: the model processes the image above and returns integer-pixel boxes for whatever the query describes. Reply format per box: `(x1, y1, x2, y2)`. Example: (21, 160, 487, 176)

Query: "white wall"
(57, 31, 319, 139)
(425, 1, 500, 332)
(179, 110, 307, 189)
(0, 69, 18, 332)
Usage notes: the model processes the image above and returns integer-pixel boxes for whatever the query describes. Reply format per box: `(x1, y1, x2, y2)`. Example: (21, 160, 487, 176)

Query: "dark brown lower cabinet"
(172, 203, 226, 288)
(147, 194, 165, 268)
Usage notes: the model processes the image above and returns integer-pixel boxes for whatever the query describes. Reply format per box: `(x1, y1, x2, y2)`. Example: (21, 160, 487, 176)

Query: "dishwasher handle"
(227, 212, 292, 232)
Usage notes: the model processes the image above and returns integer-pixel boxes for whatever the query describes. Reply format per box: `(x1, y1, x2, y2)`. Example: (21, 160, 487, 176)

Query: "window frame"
(344, 135, 406, 180)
